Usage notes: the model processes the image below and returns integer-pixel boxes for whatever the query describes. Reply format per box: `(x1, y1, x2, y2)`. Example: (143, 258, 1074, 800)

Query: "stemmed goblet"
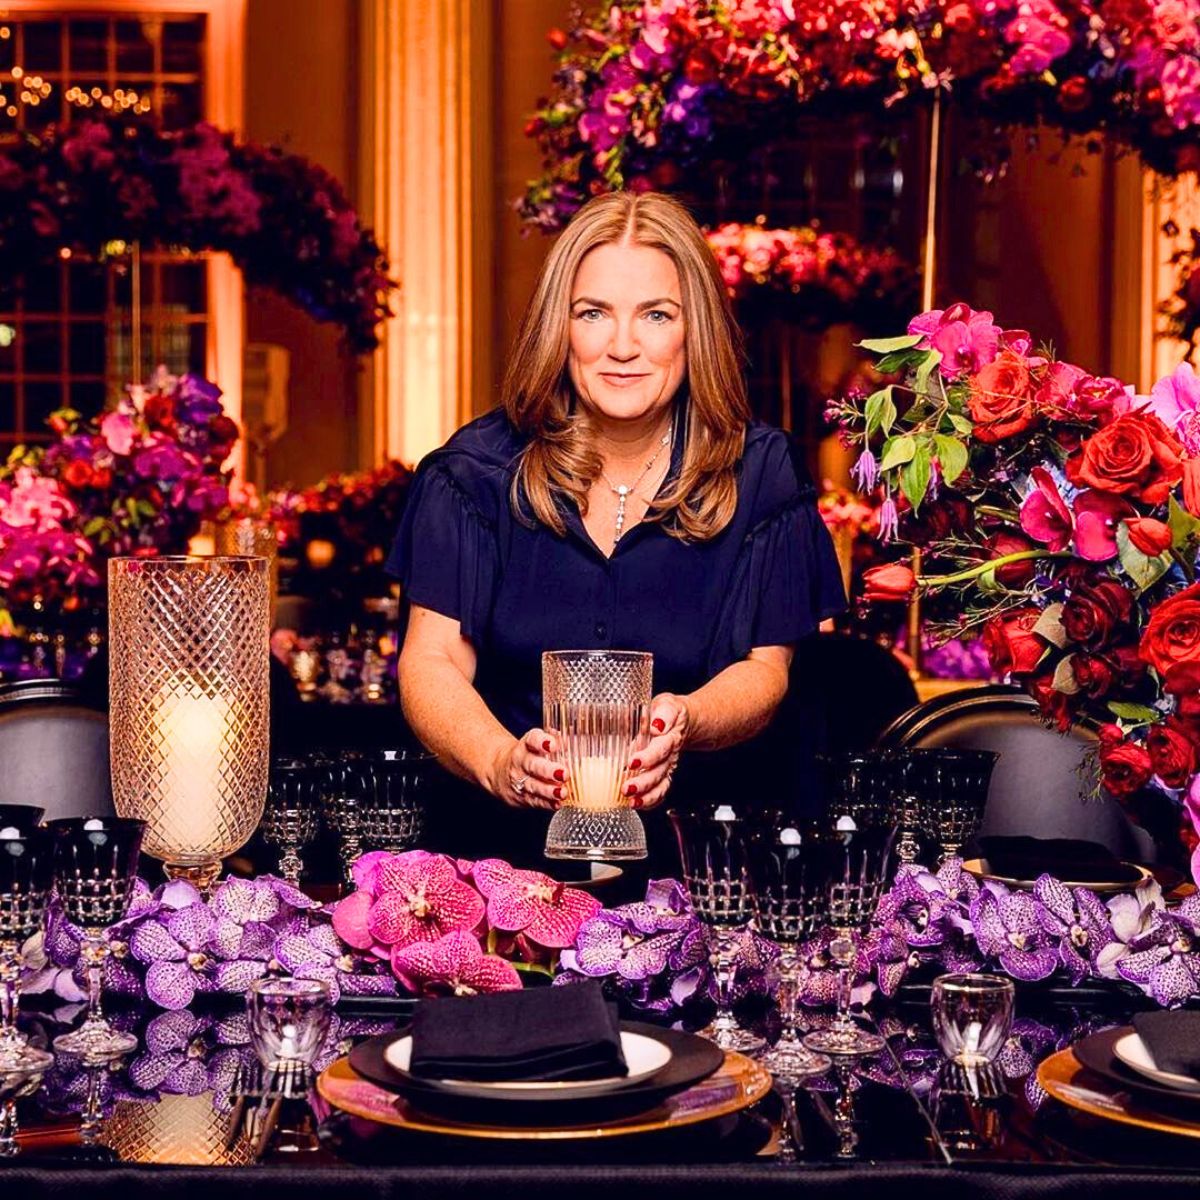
(802, 810, 896, 1059)
(669, 807, 764, 1055)
(906, 749, 998, 864)
(747, 816, 832, 1080)
(0, 825, 54, 1073)
(262, 758, 321, 886)
(49, 817, 145, 1062)
(319, 753, 365, 886)
(356, 748, 433, 853)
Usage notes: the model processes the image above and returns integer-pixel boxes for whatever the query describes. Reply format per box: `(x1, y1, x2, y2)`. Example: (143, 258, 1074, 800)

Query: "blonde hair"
(502, 191, 750, 541)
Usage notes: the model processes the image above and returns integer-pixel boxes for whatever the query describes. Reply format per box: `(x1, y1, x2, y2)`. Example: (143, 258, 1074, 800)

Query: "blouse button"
(594, 621, 608, 640)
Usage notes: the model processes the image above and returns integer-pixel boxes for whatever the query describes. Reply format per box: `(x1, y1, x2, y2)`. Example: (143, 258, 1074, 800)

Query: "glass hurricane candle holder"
(108, 556, 270, 894)
(543, 650, 651, 861)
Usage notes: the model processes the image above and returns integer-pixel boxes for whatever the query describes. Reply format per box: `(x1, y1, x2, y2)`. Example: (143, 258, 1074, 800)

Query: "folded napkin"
(978, 836, 1139, 884)
(408, 981, 628, 1083)
(1133, 1011, 1200, 1081)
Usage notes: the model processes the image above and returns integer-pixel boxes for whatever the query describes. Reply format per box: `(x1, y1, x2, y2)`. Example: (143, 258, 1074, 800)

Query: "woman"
(390, 192, 845, 869)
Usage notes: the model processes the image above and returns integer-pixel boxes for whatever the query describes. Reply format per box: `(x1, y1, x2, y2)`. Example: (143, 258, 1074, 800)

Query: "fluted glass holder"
(108, 556, 270, 892)
(543, 650, 651, 861)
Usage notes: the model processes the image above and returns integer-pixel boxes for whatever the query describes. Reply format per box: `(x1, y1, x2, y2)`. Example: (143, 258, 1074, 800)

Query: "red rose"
(944, 3, 976, 30)
(1099, 737, 1153, 796)
(982, 608, 1047, 675)
(1097, 722, 1125, 747)
(1072, 654, 1115, 697)
(1147, 717, 1198, 788)
(986, 531, 1037, 587)
(968, 351, 1035, 443)
(1059, 76, 1091, 112)
(1027, 668, 1075, 731)
(90, 467, 112, 491)
(1067, 411, 1183, 504)
(1033, 361, 1086, 418)
(61, 460, 93, 490)
(1125, 517, 1172, 557)
(546, 27, 568, 50)
(1071, 375, 1128, 423)
(1061, 579, 1134, 649)
(862, 563, 916, 603)
(1183, 458, 1200, 516)
(684, 47, 718, 82)
(1139, 582, 1200, 679)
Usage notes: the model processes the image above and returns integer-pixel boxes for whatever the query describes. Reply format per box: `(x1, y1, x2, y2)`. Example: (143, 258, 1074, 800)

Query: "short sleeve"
(709, 446, 846, 673)
(385, 458, 499, 645)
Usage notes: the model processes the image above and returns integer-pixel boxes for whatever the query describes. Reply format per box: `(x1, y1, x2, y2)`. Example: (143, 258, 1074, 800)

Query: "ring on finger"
(511, 774, 528, 796)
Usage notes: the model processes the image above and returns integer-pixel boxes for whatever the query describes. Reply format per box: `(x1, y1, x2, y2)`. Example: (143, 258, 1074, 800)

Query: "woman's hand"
(489, 729, 566, 810)
(624, 693, 690, 811)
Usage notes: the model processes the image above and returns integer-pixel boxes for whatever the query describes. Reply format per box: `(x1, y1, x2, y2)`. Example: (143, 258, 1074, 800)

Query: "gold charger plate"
(1037, 1047, 1200, 1140)
(317, 1049, 771, 1140)
(962, 858, 1151, 895)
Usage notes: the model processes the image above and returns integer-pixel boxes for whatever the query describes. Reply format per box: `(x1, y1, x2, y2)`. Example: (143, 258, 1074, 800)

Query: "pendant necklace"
(600, 421, 673, 545)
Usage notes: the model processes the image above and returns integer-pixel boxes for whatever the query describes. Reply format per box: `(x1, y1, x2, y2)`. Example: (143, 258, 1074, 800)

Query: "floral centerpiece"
(1, 367, 238, 636)
(521, 0, 1200, 231)
(829, 300, 1200, 874)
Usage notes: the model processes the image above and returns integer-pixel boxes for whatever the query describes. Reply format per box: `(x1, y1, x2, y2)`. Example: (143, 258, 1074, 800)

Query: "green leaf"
(875, 348, 927, 375)
(1116, 521, 1172, 593)
(864, 387, 892, 437)
(857, 333, 924, 354)
(879, 434, 917, 471)
(914, 349, 943, 394)
(933, 434, 969, 484)
(1032, 603, 1069, 649)
(879, 391, 897, 436)
(1168, 494, 1200, 553)
(899, 444, 933, 513)
(1106, 701, 1160, 724)
(81, 517, 108, 537)
(949, 413, 974, 436)
(1051, 655, 1079, 695)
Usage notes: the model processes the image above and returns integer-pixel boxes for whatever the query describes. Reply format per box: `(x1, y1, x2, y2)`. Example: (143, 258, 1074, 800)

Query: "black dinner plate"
(1073, 1026, 1200, 1110)
(348, 1020, 724, 1123)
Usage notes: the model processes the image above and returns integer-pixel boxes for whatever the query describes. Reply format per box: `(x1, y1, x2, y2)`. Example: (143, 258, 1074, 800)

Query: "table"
(7, 991, 1200, 1197)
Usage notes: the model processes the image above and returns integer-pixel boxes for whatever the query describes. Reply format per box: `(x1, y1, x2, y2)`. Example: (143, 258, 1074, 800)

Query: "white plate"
(384, 1030, 672, 1099)
(1114, 1032, 1200, 1094)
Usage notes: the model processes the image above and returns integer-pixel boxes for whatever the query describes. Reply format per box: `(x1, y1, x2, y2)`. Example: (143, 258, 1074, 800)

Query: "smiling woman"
(390, 191, 847, 873)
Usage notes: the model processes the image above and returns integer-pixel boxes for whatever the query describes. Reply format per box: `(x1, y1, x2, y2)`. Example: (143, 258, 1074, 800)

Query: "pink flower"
(100, 410, 136, 456)
(1162, 56, 1200, 129)
(908, 303, 1001, 376)
(1146, 361, 1200, 455)
(391, 930, 521, 996)
(365, 851, 485, 950)
(1020, 467, 1072, 550)
(1073, 490, 1137, 561)
(472, 859, 601, 949)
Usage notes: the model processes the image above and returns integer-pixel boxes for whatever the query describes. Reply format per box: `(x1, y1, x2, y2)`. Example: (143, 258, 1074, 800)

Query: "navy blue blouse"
(387, 407, 845, 744)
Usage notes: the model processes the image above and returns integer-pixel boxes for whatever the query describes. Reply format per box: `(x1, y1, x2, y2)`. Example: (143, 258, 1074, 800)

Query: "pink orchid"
(908, 303, 1001, 376)
(100, 410, 136, 456)
(365, 851, 485, 950)
(1146, 361, 1200, 455)
(1073, 490, 1137, 561)
(1020, 467, 1072, 550)
(1186, 775, 1200, 886)
(391, 930, 521, 996)
(472, 859, 601, 949)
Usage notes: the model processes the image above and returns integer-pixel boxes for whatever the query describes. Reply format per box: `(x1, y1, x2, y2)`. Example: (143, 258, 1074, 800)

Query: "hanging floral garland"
(520, 0, 1200, 231)
(0, 116, 395, 352)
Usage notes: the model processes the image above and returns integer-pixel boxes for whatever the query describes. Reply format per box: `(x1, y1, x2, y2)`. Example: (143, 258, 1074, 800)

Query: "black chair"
(0, 679, 114, 820)
(878, 684, 1157, 862)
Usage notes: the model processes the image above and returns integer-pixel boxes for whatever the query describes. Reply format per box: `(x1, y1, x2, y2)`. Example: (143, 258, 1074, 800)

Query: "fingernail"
(553, 786, 563, 800)
(625, 783, 638, 797)
(543, 739, 552, 752)
(632, 796, 644, 810)
(629, 759, 642, 770)
(651, 718, 665, 733)
(553, 768, 565, 782)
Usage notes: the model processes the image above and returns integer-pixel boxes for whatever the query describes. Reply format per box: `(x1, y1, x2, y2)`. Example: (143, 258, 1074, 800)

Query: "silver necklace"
(600, 422, 673, 543)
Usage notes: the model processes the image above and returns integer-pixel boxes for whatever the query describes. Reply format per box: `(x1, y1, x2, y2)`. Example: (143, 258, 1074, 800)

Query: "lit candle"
(569, 754, 624, 812)
(306, 539, 336, 570)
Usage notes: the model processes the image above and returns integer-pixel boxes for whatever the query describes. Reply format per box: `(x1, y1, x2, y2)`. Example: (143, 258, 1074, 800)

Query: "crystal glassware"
(49, 817, 145, 1062)
(0, 827, 54, 1071)
(669, 808, 765, 1054)
(319, 753, 365, 886)
(931, 973, 1015, 1067)
(248, 978, 332, 1074)
(261, 759, 320, 886)
(357, 748, 433, 853)
(543, 650, 652, 860)
(906, 749, 998, 864)
(803, 815, 896, 1059)
(820, 750, 898, 830)
(0, 807, 45, 833)
(747, 817, 832, 1079)
(108, 555, 270, 893)
(0, 1056, 50, 1157)
(289, 638, 322, 699)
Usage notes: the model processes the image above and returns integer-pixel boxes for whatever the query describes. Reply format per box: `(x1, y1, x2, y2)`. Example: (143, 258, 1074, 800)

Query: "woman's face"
(567, 241, 687, 426)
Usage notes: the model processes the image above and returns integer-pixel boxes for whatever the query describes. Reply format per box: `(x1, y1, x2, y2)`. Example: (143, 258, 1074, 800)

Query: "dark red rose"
(862, 563, 916, 603)
(1097, 722, 1125, 748)
(1147, 717, 1198, 788)
(684, 47, 718, 82)
(61, 460, 93, 490)
(983, 608, 1047, 675)
(1125, 517, 1172, 556)
(90, 467, 112, 491)
(1027, 668, 1076, 732)
(968, 351, 1035, 443)
(1061, 579, 1134, 649)
(208, 415, 239, 446)
(1072, 654, 1115, 697)
(1059, 76, 1091, 112)
(1067, 411, 1184, 504)
(1140, 583, 1200, 678)
(1099, 737, 1153, 796)
(1071, 375, 1128, 423)
(986, 531, 1037, 587)
(903, 492, 974, 546)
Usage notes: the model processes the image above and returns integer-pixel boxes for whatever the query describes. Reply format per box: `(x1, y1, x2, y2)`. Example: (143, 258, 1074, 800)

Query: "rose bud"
(1125, 517, 1172, 557)
(986, 530, 1036, 587)
(862, 562, 917, 603)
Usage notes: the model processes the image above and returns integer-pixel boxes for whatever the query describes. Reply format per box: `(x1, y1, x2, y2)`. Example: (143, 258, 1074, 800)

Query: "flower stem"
(918, 549, 1067, 589)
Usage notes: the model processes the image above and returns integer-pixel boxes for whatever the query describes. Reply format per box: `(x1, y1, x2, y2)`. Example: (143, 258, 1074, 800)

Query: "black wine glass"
(357, 748, 434, 853)
(905, 749, 998, 863)
(0, 827, 54, 1072)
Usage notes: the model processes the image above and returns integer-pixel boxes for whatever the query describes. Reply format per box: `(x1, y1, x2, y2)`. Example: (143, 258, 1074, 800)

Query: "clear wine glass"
(49, 817, 145, 1063)
(669, 808, 764, 1055)
(357, 748, 433, 853)
(262, 759, 320, 886)
(318, 753, 366, 886)
(0, 825, 54, 1071)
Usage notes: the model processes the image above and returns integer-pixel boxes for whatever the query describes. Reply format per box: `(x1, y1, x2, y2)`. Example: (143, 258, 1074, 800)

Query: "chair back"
(878, 684, 1154, 861)
(0, 680, 114, 820)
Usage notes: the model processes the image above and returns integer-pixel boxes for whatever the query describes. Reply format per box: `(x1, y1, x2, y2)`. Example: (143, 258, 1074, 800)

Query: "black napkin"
(1133, 1011, 1200, 1081)
(408, 981, 628, 1082)
(978, 836, 1139, 884)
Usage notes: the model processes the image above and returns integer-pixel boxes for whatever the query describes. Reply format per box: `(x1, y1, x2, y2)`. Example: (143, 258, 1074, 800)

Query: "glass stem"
(0, 1100, 15, 1157)
(0, 944, 20, 1043)
(710, 928, 739, 1022)
(81, 934, 107, 1024)
(778, 947, 802, 1045)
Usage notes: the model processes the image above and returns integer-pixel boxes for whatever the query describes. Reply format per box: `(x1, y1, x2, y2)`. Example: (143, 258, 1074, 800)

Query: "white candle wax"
(569, 754, 624, 812)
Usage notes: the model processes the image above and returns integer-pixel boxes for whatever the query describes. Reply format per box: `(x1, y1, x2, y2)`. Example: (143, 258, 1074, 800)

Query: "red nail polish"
(543, 739, 552, 752)
(626, 783, 638, 797)
(629, 759, 642, 770)
(633, 796, 644, 810)
(553, 769, 565, 782)
(651, 718, 665, 733)
(553, 786, 563, 800)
